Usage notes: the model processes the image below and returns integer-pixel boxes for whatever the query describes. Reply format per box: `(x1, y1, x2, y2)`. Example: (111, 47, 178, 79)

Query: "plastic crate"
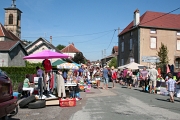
(59, 98, 76, 107)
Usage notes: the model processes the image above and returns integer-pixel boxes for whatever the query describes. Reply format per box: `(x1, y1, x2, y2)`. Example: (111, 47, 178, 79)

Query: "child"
(166, 73, 179, 103)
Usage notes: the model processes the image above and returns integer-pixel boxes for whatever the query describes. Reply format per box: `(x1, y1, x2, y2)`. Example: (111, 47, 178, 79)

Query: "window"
(130, 39, 132, 50)
(177, 39, 180, 50)
(17, 15, 20, 26)
(175, 58, 180, 68)
(150, 37, 157, 49)
(177, 31, 180, 36)
(9, 14, 13, 24)
(121, 59, 124, 66)
(150, 29, 156, 34)
(122, 36, 124, 39)
(121, 42, 124, 52)
(130, 31, 133, 36)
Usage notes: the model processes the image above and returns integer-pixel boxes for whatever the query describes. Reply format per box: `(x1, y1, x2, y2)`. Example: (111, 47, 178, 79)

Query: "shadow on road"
(156, 98, 180, 103)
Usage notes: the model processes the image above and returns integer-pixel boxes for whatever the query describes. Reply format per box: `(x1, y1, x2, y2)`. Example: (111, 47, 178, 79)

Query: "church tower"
(4, 0, 22, 39)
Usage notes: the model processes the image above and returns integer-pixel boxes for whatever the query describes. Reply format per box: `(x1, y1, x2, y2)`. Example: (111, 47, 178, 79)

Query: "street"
(70, 82, 180, 120)
(11, 82, 180, 120)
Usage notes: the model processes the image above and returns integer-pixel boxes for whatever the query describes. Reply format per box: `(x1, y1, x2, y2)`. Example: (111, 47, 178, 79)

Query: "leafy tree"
(73, 52, 85, 64)
(157, 42, 169, 73)
(108, 57, 117, 68)
(56, 44, 66, 50)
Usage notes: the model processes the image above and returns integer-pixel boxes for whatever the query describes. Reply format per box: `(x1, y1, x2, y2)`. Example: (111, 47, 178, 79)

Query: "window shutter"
(150, 37, 156, 48)
(177, 40, 180, 50)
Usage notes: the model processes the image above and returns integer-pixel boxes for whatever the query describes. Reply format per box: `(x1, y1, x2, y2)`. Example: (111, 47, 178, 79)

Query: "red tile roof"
(119, 11, 180, 35)
(61, 43, 80, 53)
(0, 41, 19, 51)
(0, 23, 20, 41)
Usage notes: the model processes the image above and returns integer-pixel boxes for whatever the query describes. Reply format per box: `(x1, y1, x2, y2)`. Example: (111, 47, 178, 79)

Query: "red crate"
(59, 98, 76, 107)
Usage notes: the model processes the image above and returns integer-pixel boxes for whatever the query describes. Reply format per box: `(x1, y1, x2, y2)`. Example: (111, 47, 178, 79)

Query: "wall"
(8, 44, 26, 67)
(139, 28, 180, 67)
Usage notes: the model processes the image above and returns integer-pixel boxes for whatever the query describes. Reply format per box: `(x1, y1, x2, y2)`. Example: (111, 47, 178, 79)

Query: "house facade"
(0, 41, 27, 67)
(61, 43, 81, 58)
(118, 9, 180, 71)
(101, 46, 118, 67)
(25, 37, 60, 63)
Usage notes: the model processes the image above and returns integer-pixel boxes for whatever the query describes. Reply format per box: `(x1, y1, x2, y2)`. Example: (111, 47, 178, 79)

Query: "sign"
(142, 56, 160, 63)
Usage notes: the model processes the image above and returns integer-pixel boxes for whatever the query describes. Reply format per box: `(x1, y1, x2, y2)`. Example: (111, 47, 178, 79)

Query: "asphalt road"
(70, 82, 180, 120)
(10, 82, 180, 120)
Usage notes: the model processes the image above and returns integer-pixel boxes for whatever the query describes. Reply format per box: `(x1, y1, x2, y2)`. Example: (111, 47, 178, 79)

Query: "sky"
(0, 0, 180, 61)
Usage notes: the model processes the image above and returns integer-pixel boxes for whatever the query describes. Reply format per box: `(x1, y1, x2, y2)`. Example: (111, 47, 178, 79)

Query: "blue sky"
(0, 0, 179, 61)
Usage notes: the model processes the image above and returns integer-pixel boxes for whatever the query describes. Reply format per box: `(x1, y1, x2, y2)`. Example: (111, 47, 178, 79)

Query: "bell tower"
(4, 0, 22, 39)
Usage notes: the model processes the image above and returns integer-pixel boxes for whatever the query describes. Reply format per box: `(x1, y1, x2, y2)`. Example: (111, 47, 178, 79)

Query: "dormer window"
(150, 29, 156, 34)
(177, 31, 180, 36)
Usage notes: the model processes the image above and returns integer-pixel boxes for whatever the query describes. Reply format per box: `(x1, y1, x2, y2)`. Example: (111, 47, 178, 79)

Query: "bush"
(0, 67, 36, 91)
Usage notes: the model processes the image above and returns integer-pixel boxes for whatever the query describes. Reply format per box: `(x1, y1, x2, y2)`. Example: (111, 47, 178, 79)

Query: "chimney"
(133, 9, 140, 26)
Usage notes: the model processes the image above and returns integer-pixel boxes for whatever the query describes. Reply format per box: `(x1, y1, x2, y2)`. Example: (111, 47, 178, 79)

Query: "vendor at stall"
(22, 74, 34, 96)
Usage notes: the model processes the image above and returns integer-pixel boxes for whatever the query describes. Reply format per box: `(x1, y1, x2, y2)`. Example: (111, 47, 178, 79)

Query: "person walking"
(149, 66, 158, 94)
(102, 66, 109, 89)
(127, 69, 133, 89)
(111, 66, 117, 88)
(166, 73, 179, 103)
(94, 67, 101, 89)
(140, 67, 149, 92)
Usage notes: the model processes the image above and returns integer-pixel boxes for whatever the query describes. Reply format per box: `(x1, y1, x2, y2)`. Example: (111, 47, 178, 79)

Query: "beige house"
(25, 37, 60, 63)
(118, 9, 180, 71)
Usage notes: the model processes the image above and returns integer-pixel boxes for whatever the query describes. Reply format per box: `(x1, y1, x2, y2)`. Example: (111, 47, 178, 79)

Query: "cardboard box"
(46, 99, 59, 106)
(59, 98, 76, 107)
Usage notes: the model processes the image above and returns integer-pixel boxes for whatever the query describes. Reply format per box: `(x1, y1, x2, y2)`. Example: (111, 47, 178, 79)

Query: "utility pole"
(50, 36, 52, 44)
(118, 27, 120, 35)
(104, 49, 106, 65)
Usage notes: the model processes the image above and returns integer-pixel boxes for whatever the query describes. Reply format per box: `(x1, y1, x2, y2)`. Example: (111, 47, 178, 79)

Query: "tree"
(56, 44, 66, 50)
(108, 57, 117, 68)
(72, 52, 85, 64)
(157, 42, 169, 73)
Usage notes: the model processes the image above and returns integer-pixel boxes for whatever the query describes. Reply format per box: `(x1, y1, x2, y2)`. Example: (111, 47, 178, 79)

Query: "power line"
(140, 7, 180, 25)
(21, 29, 118, 38)
(106, 29, 116, 50)
(75, 30, 114, 43)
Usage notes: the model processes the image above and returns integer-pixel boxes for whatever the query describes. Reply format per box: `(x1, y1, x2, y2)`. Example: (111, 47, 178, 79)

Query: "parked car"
(0, 70, 18, 119)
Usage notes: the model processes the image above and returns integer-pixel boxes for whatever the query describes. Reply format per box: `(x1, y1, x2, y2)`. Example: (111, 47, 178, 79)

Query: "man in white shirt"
(149, 67, 158, 94)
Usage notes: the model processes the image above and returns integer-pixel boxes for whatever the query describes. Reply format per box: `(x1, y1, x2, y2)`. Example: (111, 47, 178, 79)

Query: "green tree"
(157, 42, 169, 73)
(56, 44, 66, 50)
(72, 52, 85, 64)
(108, 57, 117, 68)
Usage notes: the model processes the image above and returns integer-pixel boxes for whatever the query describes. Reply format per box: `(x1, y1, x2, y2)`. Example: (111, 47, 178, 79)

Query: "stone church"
(0, 0, 27, 67)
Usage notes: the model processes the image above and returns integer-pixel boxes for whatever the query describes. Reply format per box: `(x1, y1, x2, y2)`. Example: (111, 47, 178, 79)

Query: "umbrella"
(57, 63, 79, 69)
(23, 50, 69, 59)
(52, 59, 66, 66)
(118, 62, 144, 70)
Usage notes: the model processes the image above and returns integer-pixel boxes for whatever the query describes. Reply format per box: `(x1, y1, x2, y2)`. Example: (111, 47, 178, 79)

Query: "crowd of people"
(21, 61, 180, 103)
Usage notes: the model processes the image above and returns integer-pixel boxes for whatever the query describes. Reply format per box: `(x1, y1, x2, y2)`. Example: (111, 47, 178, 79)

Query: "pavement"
(10, 82, 180, 120)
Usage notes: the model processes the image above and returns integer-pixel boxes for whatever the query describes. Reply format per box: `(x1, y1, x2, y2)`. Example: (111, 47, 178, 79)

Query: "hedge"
(0, 67, 37, 91)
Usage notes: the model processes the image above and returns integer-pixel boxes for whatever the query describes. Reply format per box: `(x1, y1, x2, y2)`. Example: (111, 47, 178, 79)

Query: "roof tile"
(119, 11, 180, 35)
(0, 41, 18, 51)
(61, 44, 80, 53)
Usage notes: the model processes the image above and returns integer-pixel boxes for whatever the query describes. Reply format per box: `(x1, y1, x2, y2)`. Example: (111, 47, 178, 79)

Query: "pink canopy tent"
(23, 50, 70, 59)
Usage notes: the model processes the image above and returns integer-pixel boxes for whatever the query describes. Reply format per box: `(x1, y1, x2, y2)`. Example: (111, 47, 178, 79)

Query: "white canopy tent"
(118, 62, 145, 70)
